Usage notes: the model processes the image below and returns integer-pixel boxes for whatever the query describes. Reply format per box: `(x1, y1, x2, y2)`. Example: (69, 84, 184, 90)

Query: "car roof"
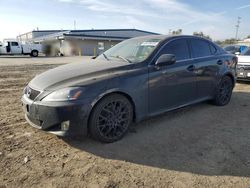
(133, 34, 212, 42)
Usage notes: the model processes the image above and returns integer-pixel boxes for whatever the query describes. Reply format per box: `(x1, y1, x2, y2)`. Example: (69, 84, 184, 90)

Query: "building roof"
(32, 30, 67, 33)
(31, 29, 158, 35)
(64, 33, 130, 41)
(29, 29, 160, 42)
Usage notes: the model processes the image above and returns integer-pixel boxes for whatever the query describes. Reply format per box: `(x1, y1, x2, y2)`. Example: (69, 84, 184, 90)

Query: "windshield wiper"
(102, 53, 110, 61)
(110, 55, 132, 63)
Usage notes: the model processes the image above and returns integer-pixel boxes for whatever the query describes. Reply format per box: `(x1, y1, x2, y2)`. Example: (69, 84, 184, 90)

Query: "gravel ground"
(0, 56, 250, 188)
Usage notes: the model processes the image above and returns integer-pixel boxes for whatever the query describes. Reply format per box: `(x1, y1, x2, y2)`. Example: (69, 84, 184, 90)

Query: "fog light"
(61, 121, 70, 131)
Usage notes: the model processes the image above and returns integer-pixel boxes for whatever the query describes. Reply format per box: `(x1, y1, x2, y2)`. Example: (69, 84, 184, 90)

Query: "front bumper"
(237, 65, 250, 81)
(21, 95, 92, 136)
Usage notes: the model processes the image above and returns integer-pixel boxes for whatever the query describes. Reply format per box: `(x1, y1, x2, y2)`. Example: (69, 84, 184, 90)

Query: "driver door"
(148, 38, 197, 115)
(10, 42, 22, 54)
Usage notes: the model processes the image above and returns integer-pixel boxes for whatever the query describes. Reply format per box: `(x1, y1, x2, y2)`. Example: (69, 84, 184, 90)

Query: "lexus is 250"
(22, 35, 237, 143)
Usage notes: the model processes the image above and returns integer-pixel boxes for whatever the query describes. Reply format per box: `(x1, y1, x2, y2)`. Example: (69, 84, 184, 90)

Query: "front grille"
(237, 64, 250, 70)
(25, 86, 40, 100)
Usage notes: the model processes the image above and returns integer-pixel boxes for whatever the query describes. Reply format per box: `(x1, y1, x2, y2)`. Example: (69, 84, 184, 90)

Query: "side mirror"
(155, 54, 176, 67)
(235, 52, 240, 55)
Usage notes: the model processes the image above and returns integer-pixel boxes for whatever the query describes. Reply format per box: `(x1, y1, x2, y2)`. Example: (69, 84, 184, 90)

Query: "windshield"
(97, 37, 162, 63)
(241, 47, 250, 56)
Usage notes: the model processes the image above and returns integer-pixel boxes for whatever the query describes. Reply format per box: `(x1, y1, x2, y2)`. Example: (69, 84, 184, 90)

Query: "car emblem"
(27, 88, 32, 98)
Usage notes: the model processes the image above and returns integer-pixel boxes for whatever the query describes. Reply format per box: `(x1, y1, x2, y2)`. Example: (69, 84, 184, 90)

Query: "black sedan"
(22, 35, 237, 143)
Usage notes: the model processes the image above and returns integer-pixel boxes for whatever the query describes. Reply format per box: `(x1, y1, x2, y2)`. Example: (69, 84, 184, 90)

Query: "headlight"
(42, 87, 83, 102)
(23, 86, 28, 95)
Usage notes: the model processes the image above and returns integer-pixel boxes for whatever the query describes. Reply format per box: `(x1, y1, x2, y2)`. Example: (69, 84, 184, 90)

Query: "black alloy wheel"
(213, 76, 233, 106)
(89, 94, 133, 143)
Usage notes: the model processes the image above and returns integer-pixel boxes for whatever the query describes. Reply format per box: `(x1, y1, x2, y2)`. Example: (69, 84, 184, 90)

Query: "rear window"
(191, 39, 212, 58)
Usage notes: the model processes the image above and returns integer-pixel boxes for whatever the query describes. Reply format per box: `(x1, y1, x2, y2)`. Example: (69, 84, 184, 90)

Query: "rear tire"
(89, 94, 133, 143)
(30, 50, 38, 57)
(213, 76, 233, 106)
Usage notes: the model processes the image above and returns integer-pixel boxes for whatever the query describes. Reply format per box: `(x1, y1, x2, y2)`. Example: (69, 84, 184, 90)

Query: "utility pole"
(235, 17, 241, 41)
(74, 20, 76, 30)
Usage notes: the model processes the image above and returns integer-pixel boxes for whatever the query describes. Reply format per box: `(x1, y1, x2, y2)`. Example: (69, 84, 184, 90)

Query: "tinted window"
(159, 39, 190, 61)
(11, 42, 19, 46)
(209, 44, 217, 55)
(191, 39, 212, 58)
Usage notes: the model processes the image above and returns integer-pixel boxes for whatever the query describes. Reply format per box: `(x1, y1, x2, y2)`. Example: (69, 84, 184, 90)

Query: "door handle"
(217, 60, 223, 65)
(187, 65, 195, 72)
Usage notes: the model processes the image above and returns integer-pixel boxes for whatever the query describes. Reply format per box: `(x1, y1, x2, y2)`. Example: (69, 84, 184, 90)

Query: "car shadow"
(63, 91, 250, 177)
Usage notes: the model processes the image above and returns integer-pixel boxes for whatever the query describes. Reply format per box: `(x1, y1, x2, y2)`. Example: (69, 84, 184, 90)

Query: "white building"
(17, 29, 159, 56)
(238, 38, 250, 46)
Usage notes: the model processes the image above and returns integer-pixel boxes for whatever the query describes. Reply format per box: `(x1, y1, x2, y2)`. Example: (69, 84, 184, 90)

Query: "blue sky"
(1, 0, 250, 40)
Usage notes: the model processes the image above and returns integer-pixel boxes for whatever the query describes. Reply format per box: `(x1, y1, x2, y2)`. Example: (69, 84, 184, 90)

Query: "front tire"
(213, 76, 233, 106)
(30, 50, 38, 57)
(89, 94, 133, 143)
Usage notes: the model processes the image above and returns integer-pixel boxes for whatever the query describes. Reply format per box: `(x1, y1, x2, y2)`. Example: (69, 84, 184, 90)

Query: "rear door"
(148, 38, 197, 115)
(10, 42, 22, 54)
(189, 39, 219, 99)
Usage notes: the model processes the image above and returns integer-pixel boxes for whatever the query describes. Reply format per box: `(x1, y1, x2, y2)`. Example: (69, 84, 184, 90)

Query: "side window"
(158, 39, 190, 61)
(11, 42, 19, 46)
(191, 39, 212, 58)
(209, 44, 217, 55)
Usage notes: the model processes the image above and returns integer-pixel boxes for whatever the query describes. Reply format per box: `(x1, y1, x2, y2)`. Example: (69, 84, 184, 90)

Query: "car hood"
(29, 59, 131, 91)
(237, 55, 250, 65)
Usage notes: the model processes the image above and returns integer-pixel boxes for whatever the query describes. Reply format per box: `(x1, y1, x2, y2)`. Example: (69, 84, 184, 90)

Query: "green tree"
(193, 32, 211, 40)
(214, 38, 237, 47)
(171, 29, 182, 35)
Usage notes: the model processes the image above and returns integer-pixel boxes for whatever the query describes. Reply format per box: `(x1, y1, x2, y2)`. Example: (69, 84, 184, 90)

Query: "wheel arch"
(87, 90, 137, 130)
(223, 72, 236, 87)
